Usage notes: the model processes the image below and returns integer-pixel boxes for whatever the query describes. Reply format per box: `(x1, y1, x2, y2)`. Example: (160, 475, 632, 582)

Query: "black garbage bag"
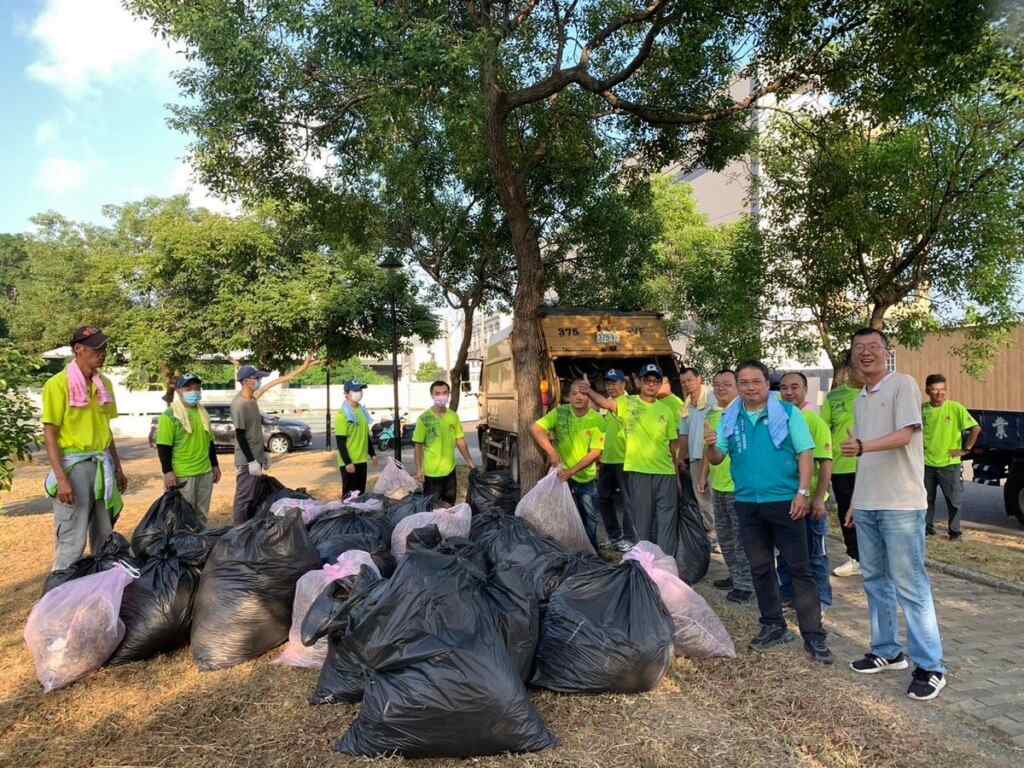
(42, 532, 138, 596)
(131, 489, 202, 559)
(385, 492, 434, 527)
(531, 560, 674, 694)
(306, 508, 392, 564)
(234, 474, 286, 523)
(467, 468, 519, 515)
(673, 488, 711, 585)
(405, 524, 442, 552)
(529, 551, 611, 603)
(254, 484, 313, 518)
(190, 510, 320, 670)
(328, 547, 553, 757)
(106, 532, 209, 665)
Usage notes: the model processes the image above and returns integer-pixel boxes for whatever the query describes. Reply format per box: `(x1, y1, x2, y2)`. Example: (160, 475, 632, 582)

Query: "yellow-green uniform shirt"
(819, 385, 859, 475)
(705, 408, 734, 493)
(412, 408, 465, 478)
(661, 393, 686, 424)
(156, 408, 213, 477)
(535, 406, 606, 484)
(41, 368, 117, 453)
(616, 395, 679, 476)
(801, 409, 833, 500)
(922, 400, 979, 468)
(336, 407, 372, 465)
(601, 409, 626, 464)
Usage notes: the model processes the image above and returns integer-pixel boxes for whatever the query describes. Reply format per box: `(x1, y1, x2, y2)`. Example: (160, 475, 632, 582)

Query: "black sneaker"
(948, 531, 962, 542)
(749, 624, 795, 650)
(907, 668, 947, 701)
(713, 577, 733, 590)
(925, 526, 936, 536)
(726, 589, 753, 604)
(804, 637, 834, 665)
(849, 652, 910, 674)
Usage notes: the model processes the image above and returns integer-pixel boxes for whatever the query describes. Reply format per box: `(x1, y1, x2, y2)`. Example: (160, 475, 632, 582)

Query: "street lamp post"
(379, 253, 404, 464)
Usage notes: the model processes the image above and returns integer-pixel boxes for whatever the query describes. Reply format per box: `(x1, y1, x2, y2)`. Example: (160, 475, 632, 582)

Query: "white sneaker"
(833, 558, 861, 577)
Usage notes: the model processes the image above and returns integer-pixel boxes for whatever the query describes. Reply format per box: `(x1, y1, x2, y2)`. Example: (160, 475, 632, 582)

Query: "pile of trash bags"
(23, 460, 735, 760)
(41, 531, 138, 596)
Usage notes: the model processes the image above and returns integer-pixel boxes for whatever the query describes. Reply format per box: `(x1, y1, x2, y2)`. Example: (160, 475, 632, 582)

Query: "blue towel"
(341, 400, 374, 426)
(720, 392, 791, 448)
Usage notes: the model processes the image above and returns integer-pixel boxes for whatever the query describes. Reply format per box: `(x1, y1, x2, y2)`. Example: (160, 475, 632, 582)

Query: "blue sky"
(0, 0, 228, 234)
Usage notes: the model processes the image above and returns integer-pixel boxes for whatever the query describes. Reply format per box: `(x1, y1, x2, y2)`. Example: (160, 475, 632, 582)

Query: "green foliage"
(0, 342, 42, 491)
(294, 359, 388, 386)
(647, 176, 766, 372)
(415, 359, 446, 384)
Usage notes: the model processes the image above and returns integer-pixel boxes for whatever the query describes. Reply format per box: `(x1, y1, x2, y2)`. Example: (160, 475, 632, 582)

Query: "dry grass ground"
(0, 448, 1019, 768)
(923, 525, 1024, 585)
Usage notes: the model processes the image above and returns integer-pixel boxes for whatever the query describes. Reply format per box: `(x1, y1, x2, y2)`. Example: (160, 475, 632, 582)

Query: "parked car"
(148, 404, 313, 454)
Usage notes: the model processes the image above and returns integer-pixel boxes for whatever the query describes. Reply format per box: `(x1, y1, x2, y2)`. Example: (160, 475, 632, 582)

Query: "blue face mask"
(182, 391, 202, 406)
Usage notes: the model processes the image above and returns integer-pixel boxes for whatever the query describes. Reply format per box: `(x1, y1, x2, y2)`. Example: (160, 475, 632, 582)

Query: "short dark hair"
(925, 373, 946, 388)
(852, 327, 889, 347)
(679, 366, 700, 378)
(736, 360, 770, 381)
(430, 380, 450, 394)
(713, 368, 736, 381)
(781, 371, 808, 387)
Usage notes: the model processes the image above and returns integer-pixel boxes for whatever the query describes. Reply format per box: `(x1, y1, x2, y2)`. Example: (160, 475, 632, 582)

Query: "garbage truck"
(477, 308, 682, 480)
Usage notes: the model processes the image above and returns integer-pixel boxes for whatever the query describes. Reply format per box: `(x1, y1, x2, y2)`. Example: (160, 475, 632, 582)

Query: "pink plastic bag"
(269, 497, 326, 525)
(624, 541, 735, 659)
(373, 458, 419, 499)
(391, 503, 472, 559)
(515, 469, 596, 555)
(24, 563, 138, 692)
(274, 551, 381, 668)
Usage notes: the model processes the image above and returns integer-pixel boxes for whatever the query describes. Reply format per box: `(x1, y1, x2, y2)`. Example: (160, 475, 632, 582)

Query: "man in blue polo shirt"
(705, 359, 831, 664)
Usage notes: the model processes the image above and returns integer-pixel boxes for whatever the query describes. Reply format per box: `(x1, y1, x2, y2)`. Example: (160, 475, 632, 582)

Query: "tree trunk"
(448, 302, 476, 413)
(483, 61, 546, 493)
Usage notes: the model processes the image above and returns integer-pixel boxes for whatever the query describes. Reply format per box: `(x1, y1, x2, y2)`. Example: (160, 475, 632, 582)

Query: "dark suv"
(148, 404, 313, 454)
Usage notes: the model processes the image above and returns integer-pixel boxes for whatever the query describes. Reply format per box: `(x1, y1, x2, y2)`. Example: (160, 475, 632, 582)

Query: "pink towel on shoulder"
(67, 361, 112, 408)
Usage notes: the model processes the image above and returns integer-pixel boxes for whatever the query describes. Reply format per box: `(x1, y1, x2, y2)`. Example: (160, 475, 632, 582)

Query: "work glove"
(248, 460, 264, 477)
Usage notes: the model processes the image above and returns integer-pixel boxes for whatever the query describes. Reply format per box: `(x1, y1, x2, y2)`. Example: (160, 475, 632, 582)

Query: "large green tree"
(130, 0, 996, 488)
(0, 342, 41, 491)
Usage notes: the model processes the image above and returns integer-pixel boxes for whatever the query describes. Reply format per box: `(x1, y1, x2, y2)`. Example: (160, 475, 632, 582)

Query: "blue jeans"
(778, 514, 832, 607)
(570, 480, 602, 551)
(855, 508, 945, 673)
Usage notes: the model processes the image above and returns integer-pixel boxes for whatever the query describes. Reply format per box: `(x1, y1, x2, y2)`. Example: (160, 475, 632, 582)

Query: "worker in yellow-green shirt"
(819, 358, 863, 576)
(596, 369, 636, 552)
(777, 372, 834, 610)
(922, 373, 981, 540)
(155, 373, 221, 527)
(530, 379, 607, 551)
(582, 363, 681, 557)
(336, 380, 377, 497)
(41, 326, 128, 572)
(699, 369, 753, 603)
(413, 381, 476, 505)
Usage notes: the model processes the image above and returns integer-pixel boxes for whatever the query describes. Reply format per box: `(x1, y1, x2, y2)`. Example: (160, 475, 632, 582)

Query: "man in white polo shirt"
(840, 328, 946, 701)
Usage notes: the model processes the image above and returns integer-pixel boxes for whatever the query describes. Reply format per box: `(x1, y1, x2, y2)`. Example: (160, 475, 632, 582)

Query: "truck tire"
(508, 436, 520, 484)
(1005, 464, 1024, 526)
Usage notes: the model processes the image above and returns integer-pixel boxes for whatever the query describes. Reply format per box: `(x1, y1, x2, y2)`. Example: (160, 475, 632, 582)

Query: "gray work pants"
(180, 471, 215, 528)
(233, 465, 261, 524)
(925, 464, 963, 534)
(51, 459, 113, 571)
(712, 489, 753, 591)
(626, 472, 679, 557)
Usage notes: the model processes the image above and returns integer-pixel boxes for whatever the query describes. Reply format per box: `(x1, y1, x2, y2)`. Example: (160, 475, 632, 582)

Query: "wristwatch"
(797, 489, 810, 498)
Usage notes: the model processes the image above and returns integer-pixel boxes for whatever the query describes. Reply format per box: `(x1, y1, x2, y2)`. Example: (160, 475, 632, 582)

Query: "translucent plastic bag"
(624, 541, 735, 659)
(373, 458, 419, 499)
(515, 470, 596, 555)
(275, 551, 381, 668)
(269, 496, 326, 525)
(25, 563, 138, 692)
(392, 503, 472, 559)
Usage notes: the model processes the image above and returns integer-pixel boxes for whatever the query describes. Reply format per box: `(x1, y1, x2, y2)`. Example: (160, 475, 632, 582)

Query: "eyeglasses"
(852, 344, 887, 353)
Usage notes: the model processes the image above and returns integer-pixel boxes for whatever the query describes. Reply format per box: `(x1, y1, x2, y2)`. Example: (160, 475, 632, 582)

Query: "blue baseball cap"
(343, 380, 365, 393)
(237, 364, 270, 382)
(606, 369, 626, 382)
(640, 363, 664, 380)
(176, 373, 202, 389)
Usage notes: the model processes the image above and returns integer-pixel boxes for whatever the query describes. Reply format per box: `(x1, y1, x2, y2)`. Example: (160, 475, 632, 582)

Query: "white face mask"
(349, 390, 363, 403)
(433, 395, 449, 408)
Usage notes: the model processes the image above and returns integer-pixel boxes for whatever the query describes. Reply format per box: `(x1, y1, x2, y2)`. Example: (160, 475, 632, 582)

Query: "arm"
(560, 448, 602, 482)
(253, 353, 320, 399)
(698, 456, 710, 494)
(414, 442, 425, 482)
(456, 438, 475, 469)
(43, 424, 74, 505)
(791, 450, 814, 520)
(236, 428, 256, 462)
(957, 425, 982, 456)
(107, 438, 128, 491)
(157, 444, 176, 488)
(209, 441, 221, 483)
(336, 435, 354, 467)
(678, 435, 689, 466)
(841, 426, 917, 456)
(529, 423, 562, 468)
(811, 459, 832, 519)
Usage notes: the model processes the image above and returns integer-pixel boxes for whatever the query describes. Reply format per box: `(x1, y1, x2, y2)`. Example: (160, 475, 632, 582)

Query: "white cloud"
(25, 0, 182, 99)
(35, 156, 87, 194)
(170, 161, 240, 216)
(34, 120, 60, 146)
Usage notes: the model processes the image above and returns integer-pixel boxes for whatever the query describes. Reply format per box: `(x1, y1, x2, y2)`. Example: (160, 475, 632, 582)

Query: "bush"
(0, 342, 41, 491)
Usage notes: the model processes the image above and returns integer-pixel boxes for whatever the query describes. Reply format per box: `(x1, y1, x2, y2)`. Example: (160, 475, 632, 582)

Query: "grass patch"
(924, 524, 1024, 586)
